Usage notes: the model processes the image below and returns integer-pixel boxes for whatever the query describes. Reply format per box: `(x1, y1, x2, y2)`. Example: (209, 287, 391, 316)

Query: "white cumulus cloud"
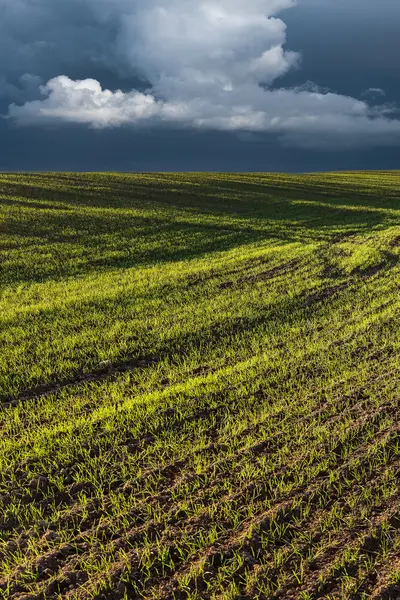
(7, 0, 400, 149)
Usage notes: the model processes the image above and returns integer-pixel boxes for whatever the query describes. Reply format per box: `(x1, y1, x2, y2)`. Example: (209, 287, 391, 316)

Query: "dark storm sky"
(1, 0, 400, 172)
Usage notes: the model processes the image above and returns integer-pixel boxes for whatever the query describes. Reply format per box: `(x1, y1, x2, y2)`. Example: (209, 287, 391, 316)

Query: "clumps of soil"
(306, 282, 350, 305)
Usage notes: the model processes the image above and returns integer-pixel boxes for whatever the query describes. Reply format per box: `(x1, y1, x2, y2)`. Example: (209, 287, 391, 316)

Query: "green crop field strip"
(0, 171, 400, 600)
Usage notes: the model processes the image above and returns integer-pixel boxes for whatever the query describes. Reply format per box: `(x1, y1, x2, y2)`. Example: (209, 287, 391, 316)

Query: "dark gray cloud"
(0, 0, 129, 105)
(283, 1, 400, 99)
(1, 0, 400, 170)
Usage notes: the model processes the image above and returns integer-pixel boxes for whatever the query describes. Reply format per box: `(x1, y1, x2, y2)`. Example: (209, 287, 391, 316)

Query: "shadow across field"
(1, 173, 397, 286)
(4, 172, 400, 209)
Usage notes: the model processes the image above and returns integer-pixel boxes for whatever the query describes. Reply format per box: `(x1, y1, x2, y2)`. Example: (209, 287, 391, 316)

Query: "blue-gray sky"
(1, 0, 400, 172)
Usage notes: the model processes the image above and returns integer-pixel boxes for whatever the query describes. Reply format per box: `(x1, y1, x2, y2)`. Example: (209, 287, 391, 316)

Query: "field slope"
(1, 171, 400, 600)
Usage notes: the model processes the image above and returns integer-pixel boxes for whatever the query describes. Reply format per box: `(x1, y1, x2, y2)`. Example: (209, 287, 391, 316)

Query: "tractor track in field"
(1, 257, 304, 408)
(2, 173, 400, 600)
(3, 250, 397, 410)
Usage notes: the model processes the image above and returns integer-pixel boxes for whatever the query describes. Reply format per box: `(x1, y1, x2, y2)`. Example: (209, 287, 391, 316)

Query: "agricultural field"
(1, 171, 400, 600)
